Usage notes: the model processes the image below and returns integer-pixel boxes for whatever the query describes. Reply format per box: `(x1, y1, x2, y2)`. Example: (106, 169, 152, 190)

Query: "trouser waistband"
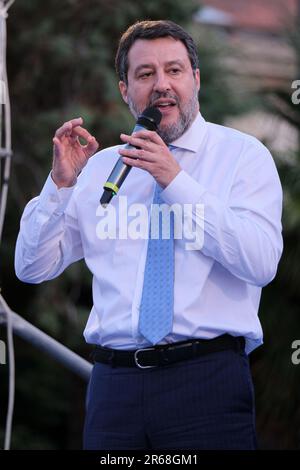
(92, 334, 245, 369)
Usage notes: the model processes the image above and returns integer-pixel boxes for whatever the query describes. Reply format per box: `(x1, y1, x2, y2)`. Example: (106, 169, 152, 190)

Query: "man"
(15, 20, 283, 450)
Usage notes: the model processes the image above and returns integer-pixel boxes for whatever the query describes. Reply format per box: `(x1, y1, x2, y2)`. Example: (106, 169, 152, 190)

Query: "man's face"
(119, 37, 200, 143)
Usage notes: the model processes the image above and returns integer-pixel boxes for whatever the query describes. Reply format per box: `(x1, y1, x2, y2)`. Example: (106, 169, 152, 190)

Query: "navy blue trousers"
(83, 348, 257, 450)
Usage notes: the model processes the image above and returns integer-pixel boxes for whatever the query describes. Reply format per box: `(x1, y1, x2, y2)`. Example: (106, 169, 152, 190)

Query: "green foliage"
(250, 20, 300, 449)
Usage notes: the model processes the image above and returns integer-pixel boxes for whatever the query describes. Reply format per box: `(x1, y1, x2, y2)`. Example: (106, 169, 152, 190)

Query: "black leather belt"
(92, 334, 245, 369)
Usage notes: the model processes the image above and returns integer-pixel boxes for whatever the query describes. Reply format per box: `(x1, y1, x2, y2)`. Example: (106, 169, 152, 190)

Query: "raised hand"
(52, 117, 99, 188)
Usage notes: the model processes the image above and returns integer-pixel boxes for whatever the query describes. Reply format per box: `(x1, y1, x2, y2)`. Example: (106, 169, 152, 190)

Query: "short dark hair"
(115, 20, 199, 84)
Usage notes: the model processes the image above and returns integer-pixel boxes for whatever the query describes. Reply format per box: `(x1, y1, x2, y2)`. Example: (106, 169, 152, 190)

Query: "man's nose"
(153, 72, 171, 92)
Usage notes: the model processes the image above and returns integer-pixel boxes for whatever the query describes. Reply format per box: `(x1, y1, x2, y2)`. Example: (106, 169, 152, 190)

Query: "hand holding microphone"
(100, 107, 162, 206)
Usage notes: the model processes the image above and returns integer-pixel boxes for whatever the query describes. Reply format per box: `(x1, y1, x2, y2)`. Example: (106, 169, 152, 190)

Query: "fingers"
(121, 155, 153, 173)
(130, 129, 163, 145)
(85, 136, 99, 155)
(118, 147, 153, 162)
(70, 125, 97, 144)
(119, 130, 167, 157)
(55, 117, 83, 139)
(72, 127, 99, 154)
(53, 118, 99, 156)
(119, 130, 169, 163)
(71, 126, 91, 140)
(120, 133, 155, 152)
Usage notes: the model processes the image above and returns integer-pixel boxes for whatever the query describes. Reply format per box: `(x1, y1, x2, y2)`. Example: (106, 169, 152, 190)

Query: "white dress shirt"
(15, 113, 283, 353)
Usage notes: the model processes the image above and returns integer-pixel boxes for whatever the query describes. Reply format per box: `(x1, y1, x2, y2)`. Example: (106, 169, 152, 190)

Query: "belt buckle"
(134, 347, 157, 369)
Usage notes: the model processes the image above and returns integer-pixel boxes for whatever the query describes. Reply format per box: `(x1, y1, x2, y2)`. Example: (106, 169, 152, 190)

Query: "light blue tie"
(138, 179, 175, 345)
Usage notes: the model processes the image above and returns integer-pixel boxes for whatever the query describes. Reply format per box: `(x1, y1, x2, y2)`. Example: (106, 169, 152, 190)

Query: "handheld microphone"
(100, 106, 162, 207)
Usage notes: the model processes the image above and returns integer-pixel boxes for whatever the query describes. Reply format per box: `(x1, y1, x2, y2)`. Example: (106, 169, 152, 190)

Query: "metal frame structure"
(0, 299, 92, 382)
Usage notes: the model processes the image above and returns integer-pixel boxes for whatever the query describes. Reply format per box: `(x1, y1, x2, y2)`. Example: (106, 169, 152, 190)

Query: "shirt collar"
(170, 112, 207, 153)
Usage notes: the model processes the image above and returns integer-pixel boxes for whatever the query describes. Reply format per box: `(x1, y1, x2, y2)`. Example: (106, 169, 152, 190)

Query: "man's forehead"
(127, 37, 190, 70)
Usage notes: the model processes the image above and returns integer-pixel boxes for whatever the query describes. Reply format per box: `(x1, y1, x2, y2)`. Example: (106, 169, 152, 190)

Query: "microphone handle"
(100, 123, 145, 206)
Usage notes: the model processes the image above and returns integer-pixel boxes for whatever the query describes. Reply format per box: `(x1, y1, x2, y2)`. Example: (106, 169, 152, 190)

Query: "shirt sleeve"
(161, 140, 283, 287)
(14, 173, 84, 283)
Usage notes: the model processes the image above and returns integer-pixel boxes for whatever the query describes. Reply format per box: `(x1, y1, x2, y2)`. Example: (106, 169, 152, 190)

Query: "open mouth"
(153, 99, 177, 112)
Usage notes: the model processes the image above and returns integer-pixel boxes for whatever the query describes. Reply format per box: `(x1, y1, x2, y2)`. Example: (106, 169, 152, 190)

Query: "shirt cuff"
(38, 172, 76, 215)
(161, 170, 206, 205)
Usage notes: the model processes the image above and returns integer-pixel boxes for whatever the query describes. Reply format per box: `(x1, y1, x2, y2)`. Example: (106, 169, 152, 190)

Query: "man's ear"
(119, 81, 128, 104)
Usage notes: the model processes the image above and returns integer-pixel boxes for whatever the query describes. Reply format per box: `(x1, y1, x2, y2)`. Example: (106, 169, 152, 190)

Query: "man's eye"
(170, 69, 180, 75)
(139, 72, 152, 79)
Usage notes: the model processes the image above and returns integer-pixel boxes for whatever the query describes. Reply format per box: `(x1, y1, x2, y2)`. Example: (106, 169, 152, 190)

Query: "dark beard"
(127, 87, 199, 143)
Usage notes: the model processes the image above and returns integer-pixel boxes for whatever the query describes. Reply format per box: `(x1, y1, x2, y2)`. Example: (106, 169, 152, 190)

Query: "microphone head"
(137, 106, 162, 130)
